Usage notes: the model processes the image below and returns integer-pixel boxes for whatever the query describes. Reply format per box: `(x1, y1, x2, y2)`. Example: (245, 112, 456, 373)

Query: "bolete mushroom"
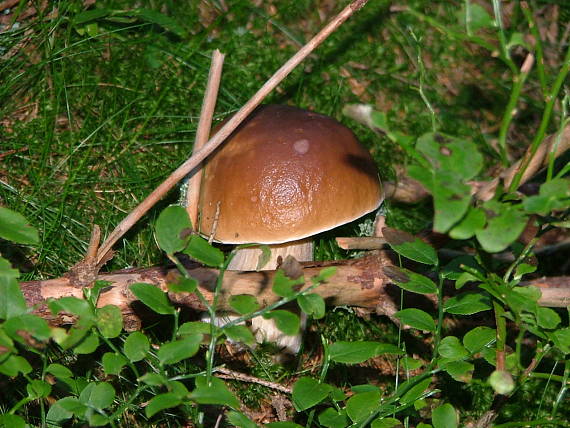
(192, 104, 383, 352)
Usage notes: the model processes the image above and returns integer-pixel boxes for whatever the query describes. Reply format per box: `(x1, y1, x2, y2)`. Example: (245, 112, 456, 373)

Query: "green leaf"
(255, 244, 272, 270)
(272, 269, 304, 298)
(27, 379, 51, 399)
(57, 395, 87, 416)
(394, 309, 435, 332)
(475, 201, 527, 253)
(139, 372, 167, 386)
(224, 325, 255, 345)
(49, 296, 93, 321)
(330, 341, 403, 364)
(297, 293, 325, 319)
(130, 282, 175, 315)
(96, 305, 123, 338)
(432, 403, 457, 428)
(145, 393, 182, 418)
(184, 235, 224, 267)
(312, 266, 338, 284)
(442, 360, 474, 383)
(371, 417, 402, 428)
(130, 8, 187, 38)
(84, 280, 111, 306)
(438, 336, 468, 361)
(292, 377, 332, 411)
(52, 326, 89, 350)
(0, 331, 14, 356)
(384, 266, 437, 294)
(463, 326, 496, 354)
(73, 8, 111, 24)
(73, 332, 99, 354)
(443, 292, 491, 315)
(0, 414, 26, 428)
(157, 334, 202, 365)
(319, 408, 349, 427)
(352, 384, 380, 394)
(401, 355, 423, 371)
(409, 134, 483, 232)
(346, 390, 381, 422)
(167, 276, 198, 293)
(229, 295, 260, 315)
(0, 257, 27, 320)
(503, 286, 540, 313)
(383, 228, 438, 265)
(432, 178, 472, 232)
(523, 178, 570, 215)
(550, 328, 570, 354)
(190, 376, 240, 409)
(86, 412, 110, 427)
(263, 310, 300, 336)
(0, 355, 31, 377)
(449, 207, 486, 239)
(102, 352, 128, 376)
(123, 331, 150, 362)
(226, 411, 259, 428)
(46, 363, 73, 378)
(155, 205, 192, 254)
(4, 313, 51, 343)
(79, 382, 115, 410)
(416, 133, 483, 181)
(178, 321, 211, 336)
(0, 206, 39, 245)
(46, 397, 75, 424)
(513, 263, 536, 281)
(399, 377, 432, 405)
(536, 307, 561, 329)
(458, 2, 493, 31)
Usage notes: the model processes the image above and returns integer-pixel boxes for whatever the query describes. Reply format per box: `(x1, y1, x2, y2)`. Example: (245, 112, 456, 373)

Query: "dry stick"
(186, 49, 225, 227)
(475, 123, 570, 201)
(95, 0, 370, 265)
(215, 367, 292, 394)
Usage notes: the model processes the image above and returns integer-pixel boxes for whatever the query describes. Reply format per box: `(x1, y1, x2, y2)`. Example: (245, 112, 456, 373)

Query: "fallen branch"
(19, 253, 570, 329)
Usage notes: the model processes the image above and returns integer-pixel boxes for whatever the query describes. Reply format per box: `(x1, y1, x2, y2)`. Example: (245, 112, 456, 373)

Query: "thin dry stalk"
(475, 123, 570, 200)
(215, 367, 292, 394)
(95, 0, 370, 265)
(186, 49, 225, 227)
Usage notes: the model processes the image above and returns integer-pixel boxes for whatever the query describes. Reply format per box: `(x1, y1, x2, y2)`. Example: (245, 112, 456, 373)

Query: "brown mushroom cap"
(197, 105, 383, 244)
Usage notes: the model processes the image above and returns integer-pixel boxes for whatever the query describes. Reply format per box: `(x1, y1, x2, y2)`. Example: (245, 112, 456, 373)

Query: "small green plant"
(1, 0, 570, 426)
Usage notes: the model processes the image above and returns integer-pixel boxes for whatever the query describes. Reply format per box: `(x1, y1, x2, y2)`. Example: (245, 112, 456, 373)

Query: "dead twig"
(475, 123, 570, 201)
(185, 49, 225, 228)
(215, 367, 292, 394)
(95, 0, 370, 265)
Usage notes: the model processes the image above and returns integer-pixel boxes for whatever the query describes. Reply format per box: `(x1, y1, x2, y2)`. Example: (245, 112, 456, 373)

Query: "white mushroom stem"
(228, 238, 314, 354)
(227, 238, 314, 270)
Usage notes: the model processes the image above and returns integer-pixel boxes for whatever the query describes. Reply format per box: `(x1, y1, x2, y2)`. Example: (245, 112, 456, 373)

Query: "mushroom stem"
(227, 238, 314, 271)
(227, 239, 314, 355)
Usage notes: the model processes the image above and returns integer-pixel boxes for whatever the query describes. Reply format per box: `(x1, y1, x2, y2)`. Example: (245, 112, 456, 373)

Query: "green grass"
(1, 0, 569, 426)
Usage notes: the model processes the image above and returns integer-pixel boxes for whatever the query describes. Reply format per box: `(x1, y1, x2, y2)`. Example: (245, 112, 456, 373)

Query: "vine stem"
(95, 0, 370, 265)
(493, 301, 507, 372)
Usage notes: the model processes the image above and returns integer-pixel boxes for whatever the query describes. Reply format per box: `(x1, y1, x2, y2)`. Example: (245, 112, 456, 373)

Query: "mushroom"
(192, 104, 383, 353)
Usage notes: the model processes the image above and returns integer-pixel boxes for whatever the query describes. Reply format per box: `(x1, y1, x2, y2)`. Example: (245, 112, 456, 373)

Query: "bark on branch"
(19, 253, 570, 329)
